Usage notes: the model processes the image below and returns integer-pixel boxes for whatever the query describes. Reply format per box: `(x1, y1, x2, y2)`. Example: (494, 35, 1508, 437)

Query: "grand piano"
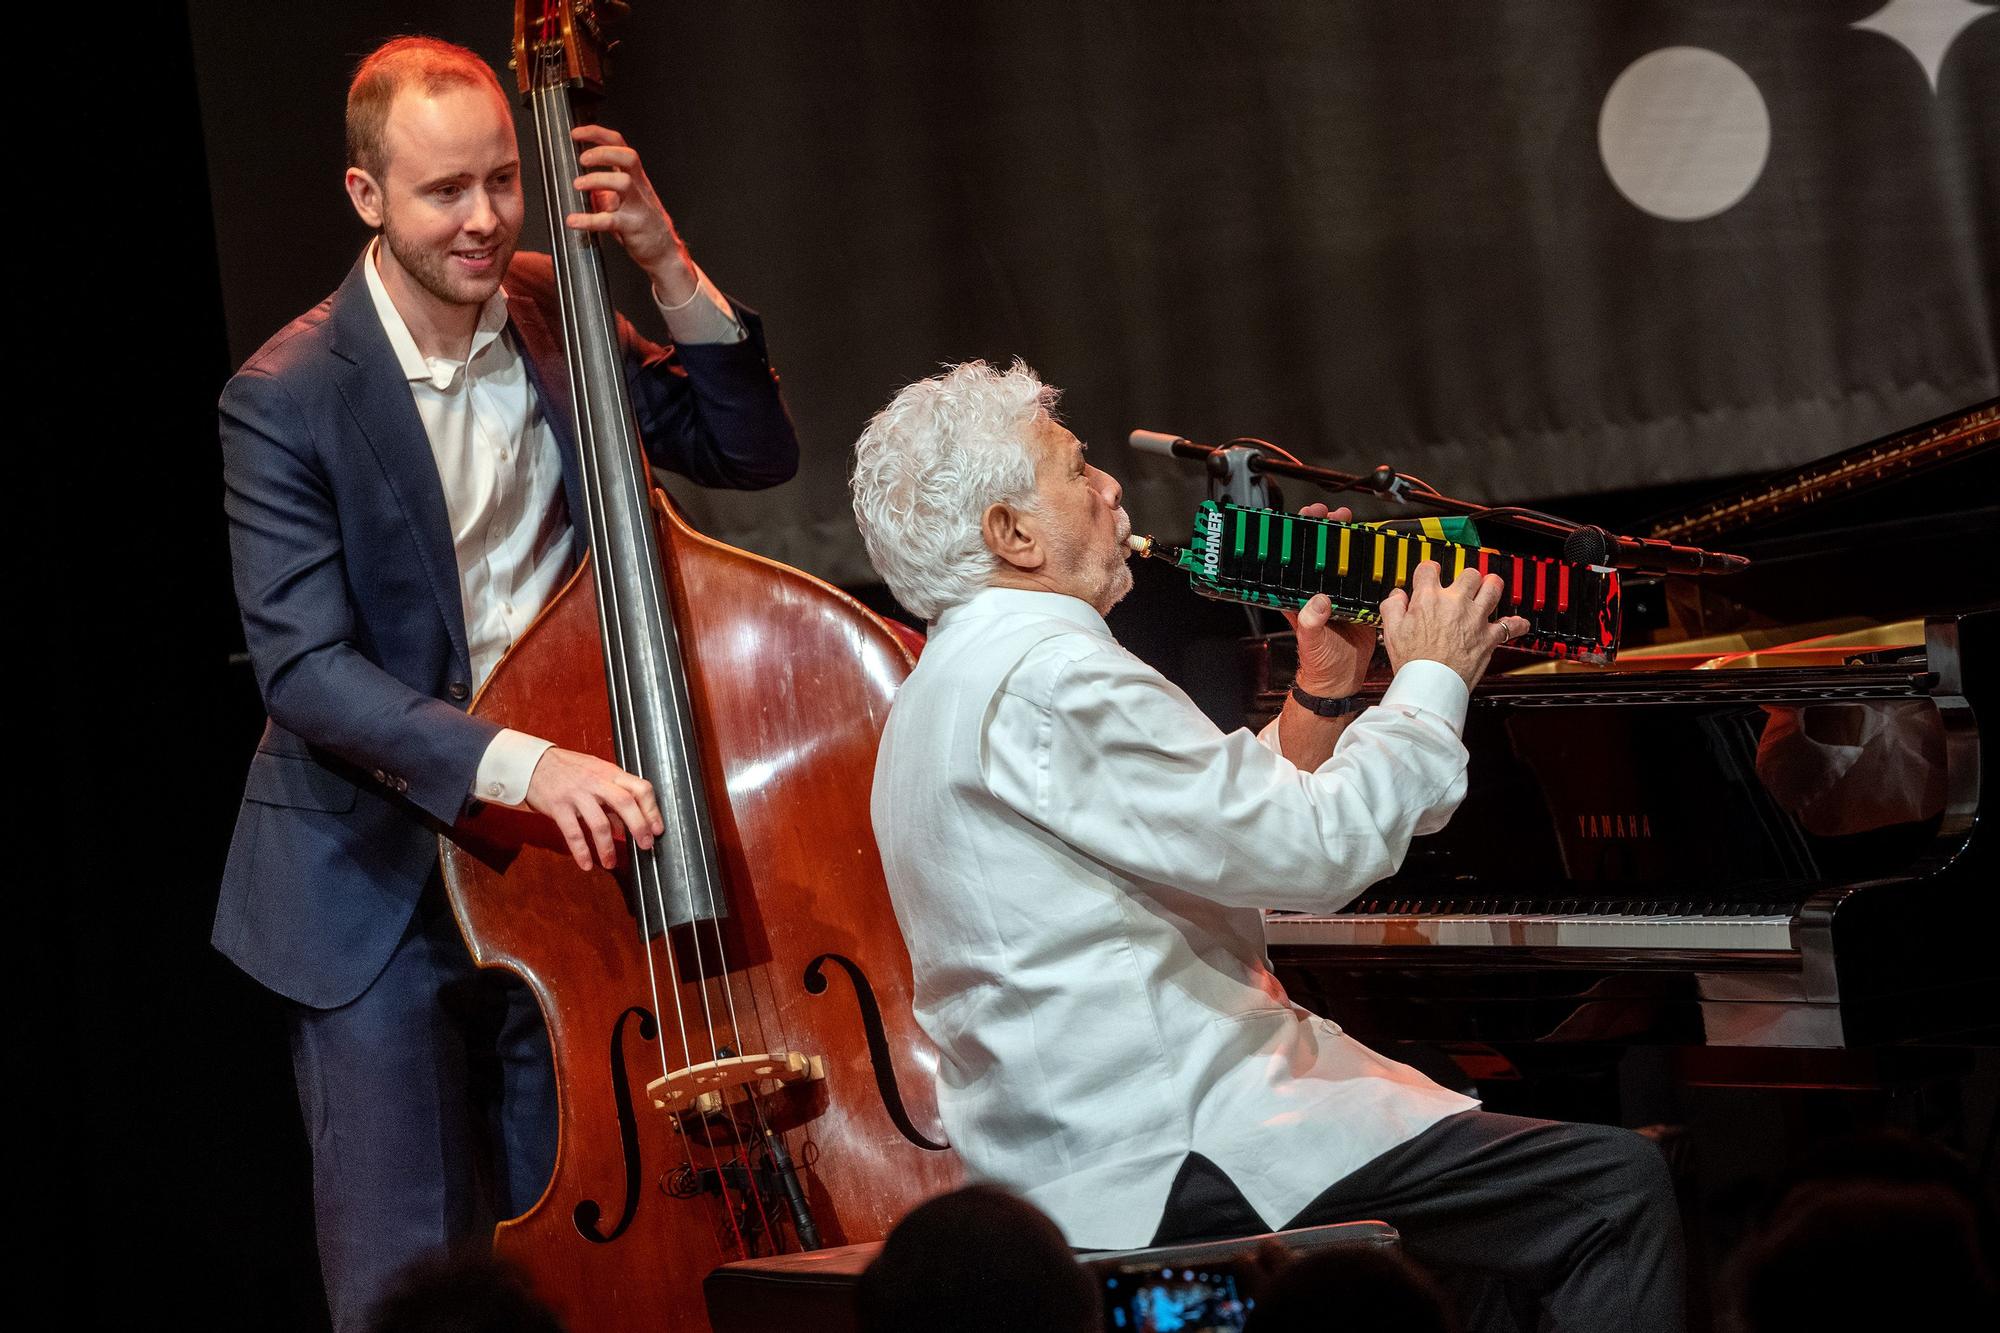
(1257, 399, 2000, 1052)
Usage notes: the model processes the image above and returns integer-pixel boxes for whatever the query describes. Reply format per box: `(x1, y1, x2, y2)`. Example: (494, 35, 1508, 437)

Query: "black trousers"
(1152, 1110, 1686, 1333)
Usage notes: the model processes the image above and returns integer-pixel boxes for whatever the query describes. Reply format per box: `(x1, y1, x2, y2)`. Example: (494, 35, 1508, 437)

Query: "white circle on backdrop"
(1598, 46, 1771, 221)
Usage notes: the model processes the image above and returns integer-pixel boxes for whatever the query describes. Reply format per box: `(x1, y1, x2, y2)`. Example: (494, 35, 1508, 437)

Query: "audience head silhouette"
(1724, 1132, 1996, 1332)
(858, 1184, 1096, 1333)
(1245, 1243, 1459, 1333)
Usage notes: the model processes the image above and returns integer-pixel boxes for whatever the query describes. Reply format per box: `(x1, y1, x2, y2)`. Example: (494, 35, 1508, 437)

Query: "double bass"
(441, 4, 961, 1326)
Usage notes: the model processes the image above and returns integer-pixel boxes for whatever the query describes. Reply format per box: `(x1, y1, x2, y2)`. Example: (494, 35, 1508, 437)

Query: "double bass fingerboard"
(1172, 501, 1622, 664)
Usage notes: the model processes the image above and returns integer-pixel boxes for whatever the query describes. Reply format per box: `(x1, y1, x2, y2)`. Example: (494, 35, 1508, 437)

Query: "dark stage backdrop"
(189, 0, 1998, 593)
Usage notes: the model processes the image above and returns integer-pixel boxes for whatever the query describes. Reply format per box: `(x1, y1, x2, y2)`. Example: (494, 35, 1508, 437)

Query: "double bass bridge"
(646, 1051, 827, 1117)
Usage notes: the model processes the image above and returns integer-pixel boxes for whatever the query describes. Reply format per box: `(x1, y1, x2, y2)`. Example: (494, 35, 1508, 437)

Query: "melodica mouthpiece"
(1127, 534, 1156, 557)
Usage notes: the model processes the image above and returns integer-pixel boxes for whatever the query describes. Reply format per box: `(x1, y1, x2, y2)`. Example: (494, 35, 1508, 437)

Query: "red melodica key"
(1533, 559, 1548, 612)
(1557, 562, 1571, 613)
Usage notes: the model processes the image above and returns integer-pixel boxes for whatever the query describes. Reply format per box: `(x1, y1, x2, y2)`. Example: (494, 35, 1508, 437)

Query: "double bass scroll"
(441, 5, 961, 1329)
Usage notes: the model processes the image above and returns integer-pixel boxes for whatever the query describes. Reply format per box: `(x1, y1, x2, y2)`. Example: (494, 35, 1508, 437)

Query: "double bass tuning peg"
(578, 0, 632, 41)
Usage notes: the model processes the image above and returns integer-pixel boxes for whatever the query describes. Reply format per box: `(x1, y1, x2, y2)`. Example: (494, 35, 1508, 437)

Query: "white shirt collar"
(931, 585, 1113, 638)
(361, 237, 511, 391)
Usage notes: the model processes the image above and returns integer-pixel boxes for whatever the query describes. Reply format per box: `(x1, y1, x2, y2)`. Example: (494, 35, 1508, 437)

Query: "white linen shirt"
(870, 586, 1480, 1247)
(361, 240, 743, 805)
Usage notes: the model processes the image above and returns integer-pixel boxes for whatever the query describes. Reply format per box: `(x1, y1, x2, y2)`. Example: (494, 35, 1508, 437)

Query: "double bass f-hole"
(573, 1005, 658, 1244)
(805, 954, 950, 1153)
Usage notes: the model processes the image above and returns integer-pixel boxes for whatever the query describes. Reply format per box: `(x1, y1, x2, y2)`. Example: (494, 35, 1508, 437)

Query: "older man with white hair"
(851, 360, 1687, 1333)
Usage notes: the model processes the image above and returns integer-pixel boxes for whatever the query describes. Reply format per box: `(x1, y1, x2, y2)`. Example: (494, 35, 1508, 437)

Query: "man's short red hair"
(346, 36, 509, 179)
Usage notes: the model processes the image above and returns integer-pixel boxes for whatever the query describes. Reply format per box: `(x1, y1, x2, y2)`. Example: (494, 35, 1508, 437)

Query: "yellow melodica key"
(1371, 531, 1386, 582)
(1395, 536, 1410, 585)
(1452, 544, 1466, 581)
(1337, 526, 1352, 576)
(1418, 538, 1432, 571)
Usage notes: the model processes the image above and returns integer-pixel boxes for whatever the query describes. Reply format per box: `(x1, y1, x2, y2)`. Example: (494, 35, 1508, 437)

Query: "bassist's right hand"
(526, 749, 666, 871)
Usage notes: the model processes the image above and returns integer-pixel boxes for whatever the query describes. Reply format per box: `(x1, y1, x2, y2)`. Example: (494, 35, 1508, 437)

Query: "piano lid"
(1642, 397, 1999, 547)
(1625, 398, 2000, 645)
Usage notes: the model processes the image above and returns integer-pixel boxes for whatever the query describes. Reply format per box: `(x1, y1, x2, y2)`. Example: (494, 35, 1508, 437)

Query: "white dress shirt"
(361, 240, 743, 805)
(870, 586, 1480, 1247)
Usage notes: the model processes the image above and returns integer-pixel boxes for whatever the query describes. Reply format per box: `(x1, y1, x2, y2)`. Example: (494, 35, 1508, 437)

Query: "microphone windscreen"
(1128, 429, 1188, 457)
(1562, 525, 1614, 567)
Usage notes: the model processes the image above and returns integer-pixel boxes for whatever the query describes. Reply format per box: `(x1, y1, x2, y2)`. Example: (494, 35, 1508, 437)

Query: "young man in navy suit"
(215, 37, 799, 1330)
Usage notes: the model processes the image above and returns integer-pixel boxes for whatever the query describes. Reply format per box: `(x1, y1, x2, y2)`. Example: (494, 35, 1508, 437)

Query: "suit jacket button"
(372, 768, 387, 783)
(448, 681, 469, 701)
(394, 777, 410, 793)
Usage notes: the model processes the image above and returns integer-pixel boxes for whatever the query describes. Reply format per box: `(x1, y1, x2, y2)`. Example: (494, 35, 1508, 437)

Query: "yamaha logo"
(1576, 813, 1653, 839)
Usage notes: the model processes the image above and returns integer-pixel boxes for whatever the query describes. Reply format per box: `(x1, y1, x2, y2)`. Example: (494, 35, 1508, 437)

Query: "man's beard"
(1098, 558, 1135, 614)
(1102, 508, 1135, 611)
(1057, 508, 1134, 615)
(381, 212, 515, 310)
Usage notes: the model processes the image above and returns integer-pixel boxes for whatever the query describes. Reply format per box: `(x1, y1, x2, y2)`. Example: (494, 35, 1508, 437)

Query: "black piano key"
(1339, 525, 1369, 610)
(1227, 506, 1253, 581)
(1246, 508, 1271, 588)
(1272, 513, 1295, 595)
(1269, 511, 1292, 592)
(1552, 564, 1579, 644)
(1283, 516, 1313, 599)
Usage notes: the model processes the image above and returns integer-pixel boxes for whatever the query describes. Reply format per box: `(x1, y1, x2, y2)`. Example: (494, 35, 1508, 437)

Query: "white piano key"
(1262, 913, 1794, 952)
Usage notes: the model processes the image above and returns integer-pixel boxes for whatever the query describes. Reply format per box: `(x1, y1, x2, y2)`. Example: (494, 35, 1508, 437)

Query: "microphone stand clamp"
(1205, 443, 1278, 511)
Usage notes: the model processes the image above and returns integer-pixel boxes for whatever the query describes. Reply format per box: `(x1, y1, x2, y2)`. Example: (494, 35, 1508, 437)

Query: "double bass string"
(532, 42, 794, 1254)
(530, 44, 788, 1255)
(531, 62, 680, 1062)
(534, 63, 764, 1262)
(530, 58, 697, 1159)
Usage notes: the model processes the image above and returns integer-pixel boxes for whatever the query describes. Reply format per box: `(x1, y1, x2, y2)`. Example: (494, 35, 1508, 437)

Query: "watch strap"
(1290, 684, 1369, 718)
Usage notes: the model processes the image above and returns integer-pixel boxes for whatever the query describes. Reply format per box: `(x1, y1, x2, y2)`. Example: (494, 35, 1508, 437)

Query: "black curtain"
(190, 0, 1997, 588)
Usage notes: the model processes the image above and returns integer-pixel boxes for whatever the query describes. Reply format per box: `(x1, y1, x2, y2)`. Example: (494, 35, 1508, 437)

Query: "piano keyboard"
(1264, 913, 1795, 952)
(1177, 501, 1622, 663)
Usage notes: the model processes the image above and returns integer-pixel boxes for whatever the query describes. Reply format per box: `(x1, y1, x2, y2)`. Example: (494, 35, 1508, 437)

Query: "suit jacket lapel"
(504, 291, 590, 539)
(323, 256, 474, 677)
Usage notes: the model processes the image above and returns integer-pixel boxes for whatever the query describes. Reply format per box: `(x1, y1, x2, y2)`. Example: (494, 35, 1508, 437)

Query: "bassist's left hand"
(567, 124, 702, 308)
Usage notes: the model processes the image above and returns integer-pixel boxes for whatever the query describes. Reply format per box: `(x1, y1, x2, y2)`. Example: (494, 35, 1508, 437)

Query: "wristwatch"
(1290, 684, 1369, 718)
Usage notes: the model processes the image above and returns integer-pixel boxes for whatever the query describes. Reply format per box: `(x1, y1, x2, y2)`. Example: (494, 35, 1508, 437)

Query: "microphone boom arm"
(1128, 429, 1749, 576)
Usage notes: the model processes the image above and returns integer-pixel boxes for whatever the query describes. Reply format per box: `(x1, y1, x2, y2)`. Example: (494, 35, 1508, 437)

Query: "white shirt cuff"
(1378, 659, 1471, 737)
(655, 263, 745, 345)
(474, 728, 555, 807)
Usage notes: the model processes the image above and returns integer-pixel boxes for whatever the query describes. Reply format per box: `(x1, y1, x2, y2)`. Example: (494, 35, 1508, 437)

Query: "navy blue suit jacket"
(215, 251, 799, 1009)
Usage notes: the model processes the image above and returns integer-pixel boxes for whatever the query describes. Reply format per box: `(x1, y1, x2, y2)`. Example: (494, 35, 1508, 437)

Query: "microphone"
(1128, 429, 1213, 461)
(1129, 429, 1283, 511)
(1562, 524, 1751, 576)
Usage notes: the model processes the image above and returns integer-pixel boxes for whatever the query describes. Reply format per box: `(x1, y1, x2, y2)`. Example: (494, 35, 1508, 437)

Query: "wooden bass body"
(442, 494, 962, 1330)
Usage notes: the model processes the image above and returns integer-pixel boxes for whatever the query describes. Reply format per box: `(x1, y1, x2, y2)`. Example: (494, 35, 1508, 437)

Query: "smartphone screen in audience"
(1102, 1265, 1251, 1332)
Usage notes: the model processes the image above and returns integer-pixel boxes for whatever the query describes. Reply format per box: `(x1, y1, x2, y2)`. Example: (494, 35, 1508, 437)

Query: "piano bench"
(702, 1219, 1401, 1333)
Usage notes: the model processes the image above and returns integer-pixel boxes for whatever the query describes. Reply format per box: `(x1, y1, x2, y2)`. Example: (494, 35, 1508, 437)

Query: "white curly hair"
(850, 360, 1059, 621)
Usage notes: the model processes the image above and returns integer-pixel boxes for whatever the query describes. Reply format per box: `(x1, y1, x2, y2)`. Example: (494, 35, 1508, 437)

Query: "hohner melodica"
(1132, 501, 1622, 664)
